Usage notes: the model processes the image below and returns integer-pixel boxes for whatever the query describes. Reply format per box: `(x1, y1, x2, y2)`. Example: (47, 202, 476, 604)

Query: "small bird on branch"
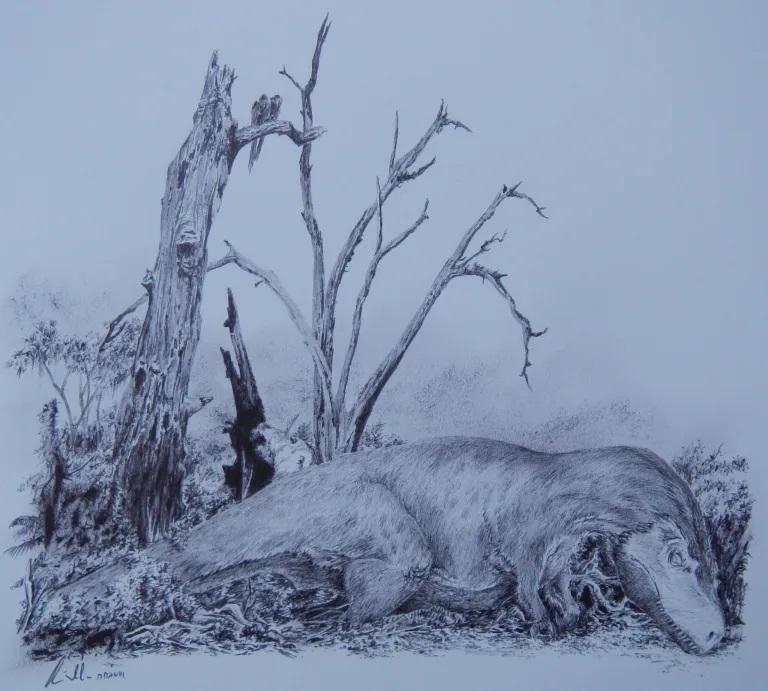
(248, 94, 283, 171)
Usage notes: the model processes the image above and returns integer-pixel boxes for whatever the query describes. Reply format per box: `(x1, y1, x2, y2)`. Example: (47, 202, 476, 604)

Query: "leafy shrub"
(8, 401, 132, 559)
(173, 432, 235, 534)
(671, 442, 753, 627)
(358, 421, 406, 450)
(295, 420, 405, 455)
(6, 317, 141, 451)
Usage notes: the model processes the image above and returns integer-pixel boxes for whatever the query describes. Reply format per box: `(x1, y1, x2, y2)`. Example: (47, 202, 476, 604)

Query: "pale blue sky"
(0, 2, 766, 688)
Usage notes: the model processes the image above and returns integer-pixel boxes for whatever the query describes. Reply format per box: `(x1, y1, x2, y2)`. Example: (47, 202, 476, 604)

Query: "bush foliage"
(671, 441, 753, 627)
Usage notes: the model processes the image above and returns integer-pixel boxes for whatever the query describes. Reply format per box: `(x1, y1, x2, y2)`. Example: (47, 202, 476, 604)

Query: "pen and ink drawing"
(4, 15, 752, 665)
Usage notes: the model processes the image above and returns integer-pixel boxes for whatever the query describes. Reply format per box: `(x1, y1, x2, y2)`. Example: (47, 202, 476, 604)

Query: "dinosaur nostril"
(707, 631, 719, 641)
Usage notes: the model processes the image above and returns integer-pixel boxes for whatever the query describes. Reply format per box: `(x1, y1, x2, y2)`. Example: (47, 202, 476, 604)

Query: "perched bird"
(248, 94, 271, 171)
(268, 94, 283, 121)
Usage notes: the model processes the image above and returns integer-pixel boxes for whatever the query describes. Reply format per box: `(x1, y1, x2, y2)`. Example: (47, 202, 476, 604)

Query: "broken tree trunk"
(110, 51, 324, 544)
(220, 289, 273, 500)
(112, 54, 240, 545)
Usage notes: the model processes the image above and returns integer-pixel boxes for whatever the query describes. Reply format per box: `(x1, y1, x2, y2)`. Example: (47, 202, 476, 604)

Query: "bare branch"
(221, 241, 335, 427)
(278, 15, 330, 124)
(233, 119, 326, 152)
(306, 15, 331, 101)
(380, 199, 430, 257)
(461, 229, 508, 266)
(375, 178, 384, 253)
(290, 17, 330, 302)
(389, 112, 399, 172)
(41, 361, 75, 431)
(400, 156, 436, 183)
(278, 16, 332, 462)
(207, 252, 236, 272)
(390, 101, 469, 179)
(335, 199, 430, 428)
(507, 181, 548, 219)
(453, 263, 547, 388)
(279, 67, 303, 94)
(341, 182, 545, 451)
(99, 295, 148, 354)
(445, 182, 547, 273)
(98, 252, 236, 354)
(323, 102, 472, 367)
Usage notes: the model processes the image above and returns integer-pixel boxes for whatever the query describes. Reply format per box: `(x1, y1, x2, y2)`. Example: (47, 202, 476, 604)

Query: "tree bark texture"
(220, 289, 273, 500)
(113, 53, 239, 545)
(41, 400, 66, 549)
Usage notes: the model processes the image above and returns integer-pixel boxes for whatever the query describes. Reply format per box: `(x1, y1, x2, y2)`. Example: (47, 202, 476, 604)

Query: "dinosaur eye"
(668, 548, 686, 567)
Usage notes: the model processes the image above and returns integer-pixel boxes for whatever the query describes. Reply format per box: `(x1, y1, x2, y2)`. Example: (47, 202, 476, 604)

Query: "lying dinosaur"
(54, 437, 726, 654)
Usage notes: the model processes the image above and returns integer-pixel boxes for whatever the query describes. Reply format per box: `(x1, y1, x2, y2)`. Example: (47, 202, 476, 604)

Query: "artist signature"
(44, 657, 126, 686)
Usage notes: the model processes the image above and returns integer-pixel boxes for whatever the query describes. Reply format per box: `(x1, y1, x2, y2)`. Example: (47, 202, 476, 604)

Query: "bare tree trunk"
(110, 39, 325, 543)
(281, 18, 331, 464)
(112, 54, 239, 545)
(220, 289, 273, 500)
(211, 22, 545, 461)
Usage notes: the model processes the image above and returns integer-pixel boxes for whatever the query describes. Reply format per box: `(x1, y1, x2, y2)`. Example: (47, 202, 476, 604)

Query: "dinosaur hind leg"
(340, 483, 432, 626)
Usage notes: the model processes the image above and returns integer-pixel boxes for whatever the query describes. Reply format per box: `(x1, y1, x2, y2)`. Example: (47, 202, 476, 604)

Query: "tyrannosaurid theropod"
(58, 437, 726, 654)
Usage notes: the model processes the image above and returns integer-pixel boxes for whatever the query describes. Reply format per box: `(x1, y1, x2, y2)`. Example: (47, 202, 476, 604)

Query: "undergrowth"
(8, 405, 753, 660)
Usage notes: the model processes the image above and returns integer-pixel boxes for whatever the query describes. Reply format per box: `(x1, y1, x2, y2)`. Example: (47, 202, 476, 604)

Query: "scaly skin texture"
(71, 437, 727, 653)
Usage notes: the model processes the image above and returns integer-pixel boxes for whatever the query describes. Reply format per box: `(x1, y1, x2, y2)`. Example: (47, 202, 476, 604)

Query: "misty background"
(0, 2, 765, 690)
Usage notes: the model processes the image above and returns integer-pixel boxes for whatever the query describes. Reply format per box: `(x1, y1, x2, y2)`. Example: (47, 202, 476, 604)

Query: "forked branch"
(221, 241, 335, 426)
(279, 15, 332, 462)
(452, 263, 547, 387)
(277, 20, 330, 326)
(340, 183, 547, 451)
(279, 15, 331, 262)
(234, 119, 325, 152)
(335, 181, 430, 416)
(99, 252, 239, 353)
(279, 15, 330, 125)
(322, 102, 471, 365)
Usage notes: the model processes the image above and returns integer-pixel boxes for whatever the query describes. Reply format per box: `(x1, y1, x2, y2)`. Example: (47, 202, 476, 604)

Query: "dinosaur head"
(614, 518, 725, 654)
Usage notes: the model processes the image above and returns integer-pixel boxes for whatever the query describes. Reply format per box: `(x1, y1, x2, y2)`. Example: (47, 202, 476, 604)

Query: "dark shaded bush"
(23, 554, 199, 659)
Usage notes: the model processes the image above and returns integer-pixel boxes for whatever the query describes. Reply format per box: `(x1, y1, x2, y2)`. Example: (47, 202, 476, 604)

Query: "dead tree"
(111, 51, 325, 544)
(220, 289, 273, 500)
(222, 17, 548, 461)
